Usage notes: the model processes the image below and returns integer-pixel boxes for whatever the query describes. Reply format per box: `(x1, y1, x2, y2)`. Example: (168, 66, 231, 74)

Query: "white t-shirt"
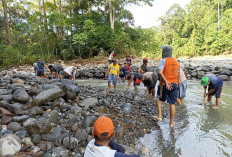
(64, 66, 74, 75)
(84, 139, 116, 157)
(109, 53, 114, 60)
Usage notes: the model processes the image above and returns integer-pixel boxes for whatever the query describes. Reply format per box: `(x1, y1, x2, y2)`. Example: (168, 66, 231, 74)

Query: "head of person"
(119, 63, 123, 68)
(161, 45, 173, 59)
(48, 65, 54, 71)
(137, 74, 144, 81)
(112, 51, 114, 54)
(201, 76, 210, 87)
(113, 60, 117, 66)
(92, 116, 115, 142)
(37, 57, 42, 62)
(126, 56, 130, 59)
(143, 58, 148, 65)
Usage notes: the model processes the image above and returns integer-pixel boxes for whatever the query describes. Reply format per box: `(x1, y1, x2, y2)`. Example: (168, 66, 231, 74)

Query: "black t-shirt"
(129, 72, 139, 81)
(51, 65, 64, 73)
(140, 64, 150, 73)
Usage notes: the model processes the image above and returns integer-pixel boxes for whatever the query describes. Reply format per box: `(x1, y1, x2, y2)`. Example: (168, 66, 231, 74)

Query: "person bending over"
(84, 116, 139, 157)
(63, 66, 77, 80)
(48, 64, 64, 79)
(140, 72, 158, 98)
(126, 72, 143, 94)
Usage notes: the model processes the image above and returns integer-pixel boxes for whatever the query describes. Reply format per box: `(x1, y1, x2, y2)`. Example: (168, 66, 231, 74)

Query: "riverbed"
(78, 79, 232, 157)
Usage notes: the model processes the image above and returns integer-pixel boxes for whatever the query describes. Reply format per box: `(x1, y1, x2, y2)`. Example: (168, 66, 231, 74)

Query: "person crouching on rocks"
(63, 66, 77, 80)
(126, 72, 143, 94)
(105, 60, 119, 92)
(84, 116, 139, 157)
(140, 72, 158, 99)
(48, 64, 64, 80)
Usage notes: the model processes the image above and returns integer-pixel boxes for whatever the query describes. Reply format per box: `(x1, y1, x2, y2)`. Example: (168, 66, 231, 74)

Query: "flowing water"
(78, 79, 232, 157)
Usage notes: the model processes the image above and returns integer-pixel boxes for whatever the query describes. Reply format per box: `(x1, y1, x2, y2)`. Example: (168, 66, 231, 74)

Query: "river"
(78, 79, 232, 157)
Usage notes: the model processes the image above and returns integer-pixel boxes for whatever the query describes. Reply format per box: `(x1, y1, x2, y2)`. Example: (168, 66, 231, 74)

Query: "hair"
(48, 65, 53, 69)
(126, 55, 130, 57)
(94, 133, 113, 142)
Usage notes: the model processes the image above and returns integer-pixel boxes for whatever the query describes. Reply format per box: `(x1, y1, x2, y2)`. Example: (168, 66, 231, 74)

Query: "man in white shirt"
(108, 51, 114, 64)
(63, 66, 77, 80)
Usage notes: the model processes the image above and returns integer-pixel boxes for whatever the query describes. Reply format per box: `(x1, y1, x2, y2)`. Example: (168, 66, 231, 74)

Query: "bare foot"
(212, 106, 219, 109)
(152, 116, 162, 121)
(170, 123, 175, 127)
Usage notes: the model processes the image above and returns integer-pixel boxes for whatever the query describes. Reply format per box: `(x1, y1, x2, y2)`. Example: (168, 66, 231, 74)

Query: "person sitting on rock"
(63, 66, 77, 80)
(119, 63, 127, 82)
(140, 72, 158, 99)
(48, 64, 64, 79)
(105, 60, 119, 92)
(177, 60, 187, 105)
(84, 116, 139, 157)
(108, 51, 114, 64)
(138, 58, 150, 74)
(154, 45, 180, 127)
(126, 72, 143, 94)
(37, 57, 49, 78)
(126, 55, 133, 66)
(201, 74, 223, 109)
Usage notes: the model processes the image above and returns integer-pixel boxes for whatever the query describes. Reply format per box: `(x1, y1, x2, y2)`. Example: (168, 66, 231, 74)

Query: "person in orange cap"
(84, 116, 139, 157)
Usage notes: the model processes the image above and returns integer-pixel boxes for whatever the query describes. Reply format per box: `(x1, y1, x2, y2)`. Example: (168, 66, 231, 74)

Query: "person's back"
(37, 60, 45, 71)
(205, 74, 223, 88)
(162, 57, 179, 85)
(53, 65, 64, 72)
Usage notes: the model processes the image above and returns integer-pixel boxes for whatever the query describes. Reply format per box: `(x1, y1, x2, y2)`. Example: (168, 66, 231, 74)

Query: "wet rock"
(75, 129, 88, 143)
(61, 84, 80, 101)
(7, 122, 22, 132)
(52, 146, 69, 157)
(15, 131, 28, 139)
(218, 75, 229, 81)
(43, 110, 59, 124)
(83, 116, 96, 128)
(80, 98, 98, 109)
(1, 115, 13, 125)
(33, 88, 65, 106)
(0, 134, 21, 156)
(122, 103, 133, 114)
(26, 118, 52, 135)
(31, 134, 42, 145)
(62, 137, 79, 150)
(0, 94, 13, 102)
(13, 115, 29, 122)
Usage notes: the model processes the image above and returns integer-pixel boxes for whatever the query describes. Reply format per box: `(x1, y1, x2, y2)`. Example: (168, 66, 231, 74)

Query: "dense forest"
(0, 0, 232, 67)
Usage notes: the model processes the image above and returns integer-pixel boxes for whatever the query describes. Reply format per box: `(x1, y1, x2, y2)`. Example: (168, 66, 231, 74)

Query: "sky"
(127, 0, 192, 28)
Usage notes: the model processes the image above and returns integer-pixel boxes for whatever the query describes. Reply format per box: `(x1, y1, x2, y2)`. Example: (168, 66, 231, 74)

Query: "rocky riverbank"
(0, 74, 170, 157)
(10, 58, 232, 81)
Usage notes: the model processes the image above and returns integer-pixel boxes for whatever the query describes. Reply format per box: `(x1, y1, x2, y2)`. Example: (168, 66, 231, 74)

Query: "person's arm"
(105, 68, 110, 78)
(117, 70, 119, 80)
(44, 64, 49, 71)
(51, 73, 54, 79)
(205, 88, 215, 97)
(159, 70, 172, 90)
(55, 72, 59, 79)
(109, 140, 125, 153)
(126, 79, 133, 91)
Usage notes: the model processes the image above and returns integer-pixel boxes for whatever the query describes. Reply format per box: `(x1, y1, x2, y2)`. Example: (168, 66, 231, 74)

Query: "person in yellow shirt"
(105, 60, 119, 92)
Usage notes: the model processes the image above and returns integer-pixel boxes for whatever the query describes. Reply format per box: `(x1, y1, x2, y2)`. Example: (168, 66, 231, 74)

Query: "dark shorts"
(208, 86, 223, 98)
(157, 83, 178, 104)
(64, 74, 70, 79)
(134, 78, 141, 86)
(37, 71, 45, 77)
(148, 80, 157, 91)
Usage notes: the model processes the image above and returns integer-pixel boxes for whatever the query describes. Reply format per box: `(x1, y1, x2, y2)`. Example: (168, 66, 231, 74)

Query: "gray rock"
(83, 116, 96, 128)
(75, 129, 88, 143)
(7, 122, 22, 132)
(13, 115, 29, 122)
(197, 71, 205, 79)
(41, 84, 58, 90)
(60, 79, 78, 86)
(80, 98, 98, 109)
(220, 70, 231, 76)
(8, 103, 24, 113)
(62, 137, 79, 150)
(31, 134, 41, 145)
(0, 134, 21, 156)
(43, 110, 60, 124)
(191, 72, 197, 78)
(13, 88, 29, 103)
(41, 134, 53, 141)
(0, 94, 13, 102)
(33, 88, 65, 106)
(1, 115, 13, 125)
(218, 75, 228, 81)
(28, 106, 44, 116)
(61, 84, 80, 101)
(23, 118, 36, 127)
(0, 89, 9, 95)
(52, 146, 69, 157)
(43, 152, 52, 157)
(10, 83, 25, 91)
(15, 131, 28, 139)
(26, 118, 52, 135)
(22, 137, 34, 146)
(122, 103, 133, 114)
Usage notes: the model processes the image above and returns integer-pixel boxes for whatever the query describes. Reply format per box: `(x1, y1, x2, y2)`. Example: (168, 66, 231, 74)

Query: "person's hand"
(126, 86, 129, 92)
(166, 81, 173, 90)
(117, 76, 119, 80)
(204, 86, 207, 89)
(105, 74, 107, 78)
(204, 93, 208, 97)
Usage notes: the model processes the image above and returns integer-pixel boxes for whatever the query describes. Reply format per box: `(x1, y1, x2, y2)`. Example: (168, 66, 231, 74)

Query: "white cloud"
(126, 0, 191, 28)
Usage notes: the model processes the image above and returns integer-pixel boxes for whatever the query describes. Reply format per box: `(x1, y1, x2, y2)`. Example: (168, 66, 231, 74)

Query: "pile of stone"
(0, 74, 163, 157)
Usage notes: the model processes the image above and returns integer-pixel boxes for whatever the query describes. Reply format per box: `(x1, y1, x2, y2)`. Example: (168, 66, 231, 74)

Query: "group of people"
(33, 57, 77, 80)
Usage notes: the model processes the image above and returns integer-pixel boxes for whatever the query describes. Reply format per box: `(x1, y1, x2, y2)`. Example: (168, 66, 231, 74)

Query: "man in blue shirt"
(119, 63, 127, 82)
(37, 57, 49, 78)
(201, 74, 223, 108)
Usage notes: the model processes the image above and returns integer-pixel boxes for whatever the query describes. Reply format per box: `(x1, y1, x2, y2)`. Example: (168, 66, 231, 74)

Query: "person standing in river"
(177, 60, 187, 105)
(201, 74, 223, 109)
(138, 58, 150, 74)
(105, 60, 119, 92)
(154, 45, 180, 127)
(37, 57, 49, 78)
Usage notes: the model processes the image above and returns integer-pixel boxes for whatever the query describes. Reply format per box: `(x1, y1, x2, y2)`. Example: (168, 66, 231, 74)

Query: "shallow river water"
(78, 79, 232, 157)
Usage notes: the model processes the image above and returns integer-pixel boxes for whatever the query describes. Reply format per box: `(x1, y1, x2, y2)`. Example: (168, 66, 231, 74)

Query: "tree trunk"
(2, 0, 12, 45)
(104, 0, 107, 20)
(59, 0, 64, 39)
(108, 0, 114, 30)
(42, 0, 48, 32)
(53, 0, 59, 38)
(217, 0, 220, 32)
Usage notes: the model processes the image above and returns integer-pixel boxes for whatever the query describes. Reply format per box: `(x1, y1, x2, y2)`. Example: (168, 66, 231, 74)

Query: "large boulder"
(61, 84, 80, 101)
(33, 88, 65, 106)
(0, 94, 13, 103)
(122, 103, 133, 114)
(62, 137, 79, 150)
(80, 98, 98, 109)
(13, 88, 29, 103)
(220, 70, 231, 76)
(26, 118, 52, 135)
(7, 122, 22, 132)
(0, 134, 21, 156)
(0, 89, 9, 95)
(60, 79, 78, 86)
(75, 129, 88, 143)
(43, 110, 60, 124)
(218, 75, 229, 81)
(197, 71, 205, 79)
(41, 84, 59, 90)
